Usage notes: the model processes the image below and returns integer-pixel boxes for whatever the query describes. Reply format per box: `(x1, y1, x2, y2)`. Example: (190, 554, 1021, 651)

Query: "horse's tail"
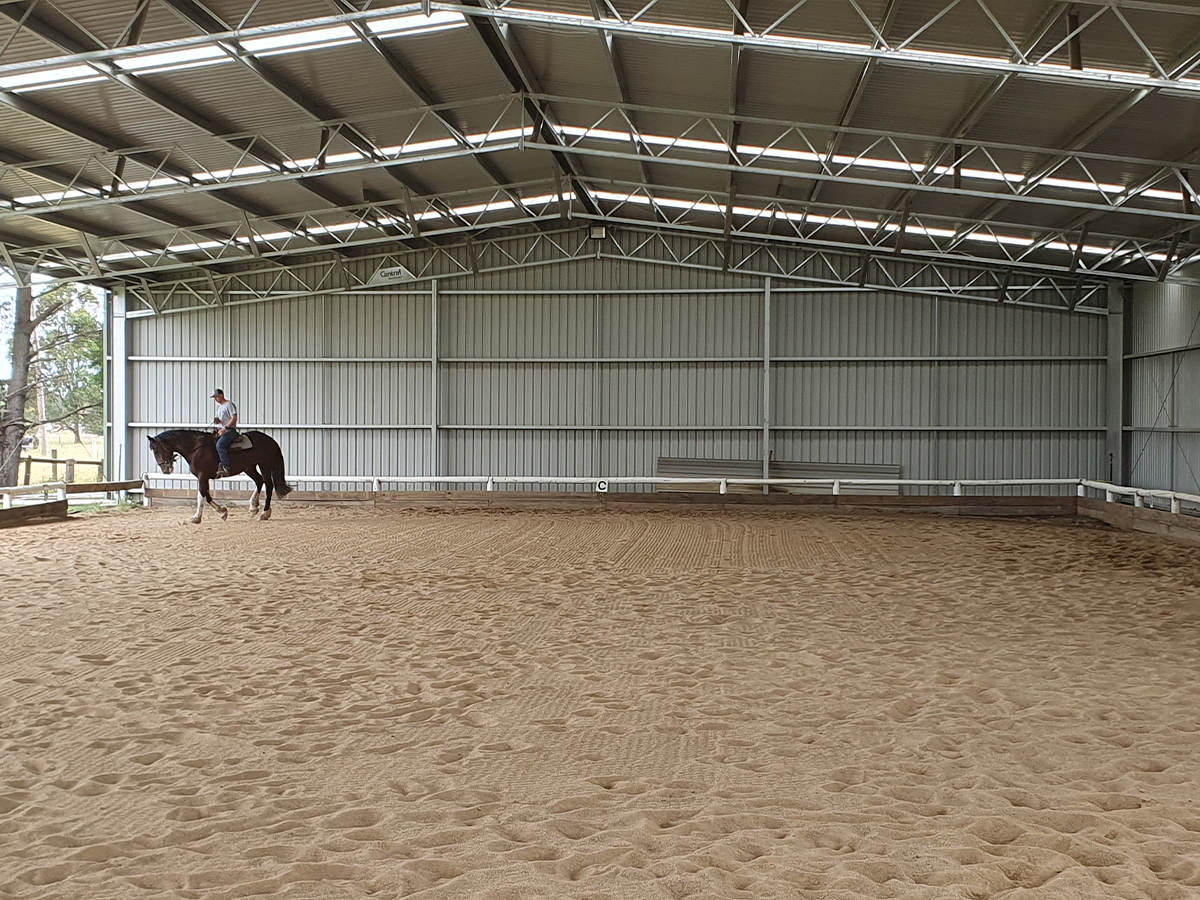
(271, 440, 295, 497)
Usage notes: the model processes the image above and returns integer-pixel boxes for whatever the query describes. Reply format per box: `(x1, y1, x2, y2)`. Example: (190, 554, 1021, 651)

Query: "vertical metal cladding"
(129, 290, 433, 480)
(771, 289, 1105, 486)
(1128, 281, 1200, 492)
(124, 248, 1108, 486)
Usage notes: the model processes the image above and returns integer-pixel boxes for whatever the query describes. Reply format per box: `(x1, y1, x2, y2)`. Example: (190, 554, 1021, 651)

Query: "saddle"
(222, 432, 254, 451)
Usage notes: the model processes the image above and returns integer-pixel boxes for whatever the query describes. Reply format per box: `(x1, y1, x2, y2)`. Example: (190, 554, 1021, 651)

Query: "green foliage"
(30, 284, 103, 439)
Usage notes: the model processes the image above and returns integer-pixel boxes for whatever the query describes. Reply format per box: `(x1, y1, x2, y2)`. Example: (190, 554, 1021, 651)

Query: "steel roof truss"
(588, 0, 668, 223)
(0, 1, 1196, 98)
(579, 178, 1184, 280)
(462, 0, 600, 217)
(0, 1, 331, 228)
(328, 0, 531, 213)
(121, 224, 1105, 317)
(453, 1, 1200, 95)
(2, 83, 1196, 235)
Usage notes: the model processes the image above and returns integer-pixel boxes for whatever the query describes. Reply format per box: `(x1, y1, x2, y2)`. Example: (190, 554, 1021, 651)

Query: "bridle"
(150, 441, 178, 474)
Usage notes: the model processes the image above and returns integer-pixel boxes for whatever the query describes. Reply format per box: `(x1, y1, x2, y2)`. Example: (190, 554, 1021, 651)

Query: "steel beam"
(2, 93, 1196, 229)
(454, 2, 1200, 95)
(0, 2, 346, 229)
(10, 163, 1194, 287)
(1106, 281, 1126, 484)
(722, 0, 753, 270)
(806, 0, 902, 208)
(0, 1, 1197, 99)
(119, 222, 1107, 319)
(157, 0, 409, 211)
(587, 0, 666, 224)
(460, 0, 600, 217)
(326, 0, 523, 208)
(958, 25, 1200, 244)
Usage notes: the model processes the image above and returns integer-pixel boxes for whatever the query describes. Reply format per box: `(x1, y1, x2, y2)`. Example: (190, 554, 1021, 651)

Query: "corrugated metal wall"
(1128, 282, 1200, 494)
(124, 254, 1107, 490)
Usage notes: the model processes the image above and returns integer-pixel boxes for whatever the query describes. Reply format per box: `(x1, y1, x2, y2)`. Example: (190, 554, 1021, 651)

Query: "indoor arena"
(3, 1, 1200, 898)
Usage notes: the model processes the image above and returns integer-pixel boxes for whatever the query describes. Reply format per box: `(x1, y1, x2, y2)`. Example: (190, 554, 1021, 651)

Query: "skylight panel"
(369, 11, 468, 38)
(242, 25, 357, 55)
(121, 45, 228, 74)
(0, 64, 97, 90)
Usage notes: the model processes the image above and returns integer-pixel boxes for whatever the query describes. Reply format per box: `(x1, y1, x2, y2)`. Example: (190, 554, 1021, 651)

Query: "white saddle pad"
(229, 433, 253, 451)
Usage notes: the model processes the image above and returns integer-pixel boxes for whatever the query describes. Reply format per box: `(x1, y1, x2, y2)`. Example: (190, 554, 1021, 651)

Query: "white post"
(1134, 493, 1144, 508)
(762, 276, 771, 495)
(1172, 496, 1182, 514)
(1106, 490, 1115, 503)
(720, 478, 728, 495)
(1076, 482, 1086, 497)
(1106, 282, 1125, 484)
(110, 285, 129, 480)
(832, 480, 841, 495)
(486, 477, 494, 491)
(953, 481, 963, 496)
(430, 279, 439, 486)
(2, 492, 10, 510)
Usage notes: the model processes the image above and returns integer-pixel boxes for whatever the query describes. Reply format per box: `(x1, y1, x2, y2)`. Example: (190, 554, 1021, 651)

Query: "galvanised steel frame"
(120, 223, 1107, 317)
(3, 2, 1199, 287)
(477, 0, 1200, 88)
(3, 1, 1199, 96)
(2, 93, 1198, 284)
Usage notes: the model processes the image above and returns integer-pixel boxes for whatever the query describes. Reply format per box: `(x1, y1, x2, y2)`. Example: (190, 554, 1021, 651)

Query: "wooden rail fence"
(19, 453, 104, 485)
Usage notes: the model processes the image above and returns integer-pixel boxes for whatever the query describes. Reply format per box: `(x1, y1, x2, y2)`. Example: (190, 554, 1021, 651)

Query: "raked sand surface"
(2, 504, 1200, 899)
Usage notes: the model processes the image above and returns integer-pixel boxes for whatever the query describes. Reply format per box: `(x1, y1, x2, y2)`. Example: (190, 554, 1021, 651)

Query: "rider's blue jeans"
(216, 428, 237, 471)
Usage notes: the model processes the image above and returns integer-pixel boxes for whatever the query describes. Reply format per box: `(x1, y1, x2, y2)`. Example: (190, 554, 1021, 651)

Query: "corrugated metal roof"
(0, 0, 1195, 287)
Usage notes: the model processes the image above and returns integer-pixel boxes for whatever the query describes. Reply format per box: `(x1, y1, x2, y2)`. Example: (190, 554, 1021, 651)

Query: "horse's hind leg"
(248, 468, 265, 517)
(260, 475, 275, 522)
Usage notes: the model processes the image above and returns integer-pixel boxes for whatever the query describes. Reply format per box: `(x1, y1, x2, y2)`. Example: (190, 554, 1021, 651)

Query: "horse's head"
(148, 436, 177, 474)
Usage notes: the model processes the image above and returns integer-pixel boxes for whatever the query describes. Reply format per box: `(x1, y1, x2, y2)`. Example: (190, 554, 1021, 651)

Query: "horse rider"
(210, 387, 238, 478)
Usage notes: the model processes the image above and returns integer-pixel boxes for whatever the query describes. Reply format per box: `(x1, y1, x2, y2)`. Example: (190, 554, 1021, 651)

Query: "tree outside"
(1, 281, 104, 487)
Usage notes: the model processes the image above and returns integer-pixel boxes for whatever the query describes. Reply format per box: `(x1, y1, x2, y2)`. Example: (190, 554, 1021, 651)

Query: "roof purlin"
(461, 0, 602, 218)
(0, 1, 343, 244)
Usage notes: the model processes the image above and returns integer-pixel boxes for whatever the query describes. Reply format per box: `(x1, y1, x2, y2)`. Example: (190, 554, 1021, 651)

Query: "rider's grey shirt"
(216, 400, 238, 428)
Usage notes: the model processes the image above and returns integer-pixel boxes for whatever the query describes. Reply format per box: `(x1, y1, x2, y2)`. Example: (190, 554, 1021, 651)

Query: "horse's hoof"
(219, 508, 228, 521)
(249, 509, 259, 518)
(189, 516, 202, 525)
(260, 509, 272, 522)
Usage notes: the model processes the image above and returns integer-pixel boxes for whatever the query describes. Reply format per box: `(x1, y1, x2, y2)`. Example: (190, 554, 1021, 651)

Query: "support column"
(763, 276, 771, 494)
(110, 285, 130, 481)
(430, 279, 439, 483)
(1106, 281, 1125, 484)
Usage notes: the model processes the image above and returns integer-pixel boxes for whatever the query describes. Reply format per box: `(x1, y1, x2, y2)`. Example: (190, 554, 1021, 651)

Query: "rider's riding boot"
(216, 465, 229, 478)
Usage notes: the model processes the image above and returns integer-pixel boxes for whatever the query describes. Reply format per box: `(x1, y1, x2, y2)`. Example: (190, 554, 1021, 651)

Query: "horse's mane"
(154, 428, 209, 443)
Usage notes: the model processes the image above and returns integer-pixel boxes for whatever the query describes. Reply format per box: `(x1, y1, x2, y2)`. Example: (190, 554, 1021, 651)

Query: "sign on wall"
(363, 263, 416, 288)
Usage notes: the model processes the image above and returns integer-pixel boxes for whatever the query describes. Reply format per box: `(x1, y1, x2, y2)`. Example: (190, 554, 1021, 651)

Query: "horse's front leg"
(192, 481, 205, 524)
(198, 476, 228, 522)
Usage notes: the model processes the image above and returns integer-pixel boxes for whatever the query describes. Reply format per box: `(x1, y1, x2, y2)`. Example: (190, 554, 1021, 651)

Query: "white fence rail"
(0, 482, 66, 510)
(143, 473, 1087, 494)
(134, 473, 1200, 518)
(9, 474, 1200, 520)
(1080, 479, 1200, 516)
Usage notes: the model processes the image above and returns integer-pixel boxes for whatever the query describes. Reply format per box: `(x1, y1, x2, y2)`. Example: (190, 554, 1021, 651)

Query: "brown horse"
(148, 429, 293, 523)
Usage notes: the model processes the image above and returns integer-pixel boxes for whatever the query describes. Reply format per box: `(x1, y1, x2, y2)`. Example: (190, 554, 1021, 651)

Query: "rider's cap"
(211, 388, 224, 397)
